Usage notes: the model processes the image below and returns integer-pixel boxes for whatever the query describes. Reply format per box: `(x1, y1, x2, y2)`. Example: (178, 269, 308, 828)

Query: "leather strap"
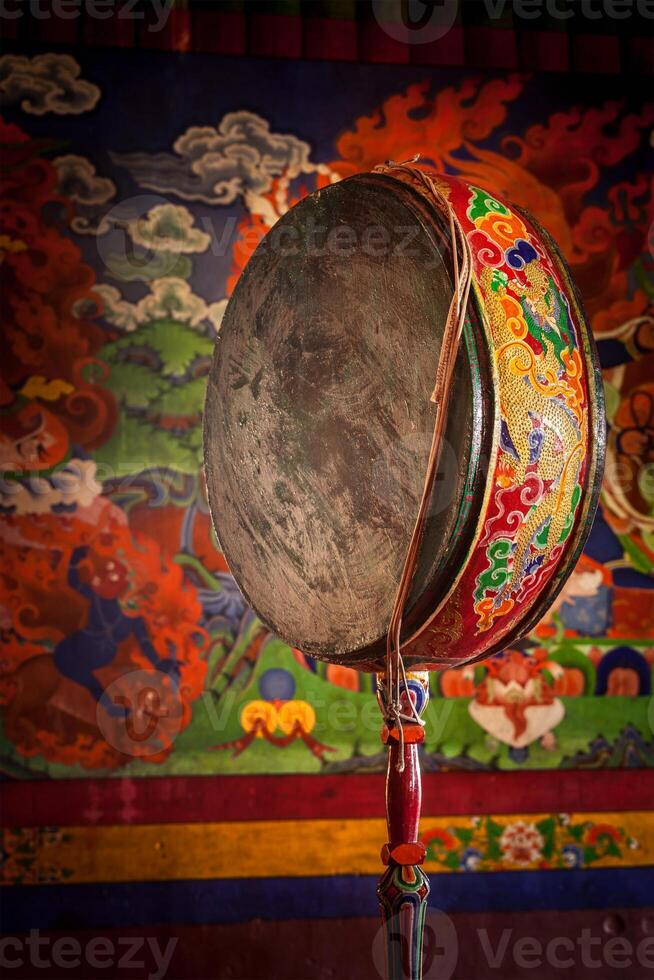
(372, 162, 473, 765)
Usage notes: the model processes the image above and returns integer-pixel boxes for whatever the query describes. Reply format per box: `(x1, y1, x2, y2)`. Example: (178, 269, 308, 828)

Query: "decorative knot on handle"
(377, 673, 429, 773)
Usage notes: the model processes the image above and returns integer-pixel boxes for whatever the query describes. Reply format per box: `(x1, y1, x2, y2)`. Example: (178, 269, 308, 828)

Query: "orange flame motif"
(229, 77, 653, 344)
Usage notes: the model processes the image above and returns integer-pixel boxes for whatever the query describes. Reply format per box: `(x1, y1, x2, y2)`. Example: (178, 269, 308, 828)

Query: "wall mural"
(1, 51, 653, 779)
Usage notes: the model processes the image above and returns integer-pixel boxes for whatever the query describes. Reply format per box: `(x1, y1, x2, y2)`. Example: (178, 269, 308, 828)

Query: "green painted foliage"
(96, 314, 215, 475)
(149, 378, 208, 416)
(474, 538, 512, 602)
(102, 360, 167, 409)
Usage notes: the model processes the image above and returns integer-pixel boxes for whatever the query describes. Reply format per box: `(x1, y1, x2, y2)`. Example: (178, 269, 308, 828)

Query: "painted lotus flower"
(499, 821, 545, 865)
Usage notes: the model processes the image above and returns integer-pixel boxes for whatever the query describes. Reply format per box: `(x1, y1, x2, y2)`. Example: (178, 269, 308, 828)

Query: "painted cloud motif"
(112, 110, 333, 205)
(53, 154, 117, 235)
(0, 54, 100, 115)
(129, 203, 212, 254)
(0, 459, 103, 515)
(96, 277, 226, 335)
(94, 198, 215, 282)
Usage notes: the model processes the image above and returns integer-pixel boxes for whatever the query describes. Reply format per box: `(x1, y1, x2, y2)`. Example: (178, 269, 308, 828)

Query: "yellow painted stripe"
(2, 812, 652, 886)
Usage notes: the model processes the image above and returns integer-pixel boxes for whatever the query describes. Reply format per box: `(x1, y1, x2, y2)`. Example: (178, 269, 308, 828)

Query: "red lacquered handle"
(377, 671, 430, 980)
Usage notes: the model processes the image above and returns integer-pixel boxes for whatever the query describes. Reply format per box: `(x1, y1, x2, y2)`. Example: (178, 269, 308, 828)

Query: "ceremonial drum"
(204, 166, 604, 672)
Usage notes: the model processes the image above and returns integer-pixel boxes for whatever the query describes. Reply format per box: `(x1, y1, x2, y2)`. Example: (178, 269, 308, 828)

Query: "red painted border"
(11, 7, 652, 74)
(3, 770, 653, 827)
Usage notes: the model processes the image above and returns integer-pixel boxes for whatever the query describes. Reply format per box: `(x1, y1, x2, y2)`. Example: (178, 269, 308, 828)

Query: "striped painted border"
(3, 2, 651, 75)
(2, 811, 652, 885)
(4, 868, 654, 933)
(4, 770, 653, 826)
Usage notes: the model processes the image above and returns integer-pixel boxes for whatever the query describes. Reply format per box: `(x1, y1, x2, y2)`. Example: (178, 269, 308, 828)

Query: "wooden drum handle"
(377, 670, 430, 980)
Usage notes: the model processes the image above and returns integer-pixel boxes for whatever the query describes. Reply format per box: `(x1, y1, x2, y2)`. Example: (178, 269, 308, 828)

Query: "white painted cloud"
(53, 154, 116, 234)
(0, 54, 100, 115)
(0, 459, 102, 515)
(113, 110, 334, 205)
(96, 278, 226, 336)
(129, 203, 211, 253)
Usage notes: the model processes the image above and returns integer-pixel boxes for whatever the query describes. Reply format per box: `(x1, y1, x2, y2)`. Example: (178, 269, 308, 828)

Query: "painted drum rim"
(395, 172, 606, 669)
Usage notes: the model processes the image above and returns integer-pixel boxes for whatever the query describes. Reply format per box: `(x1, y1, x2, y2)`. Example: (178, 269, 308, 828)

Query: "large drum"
(204, 166, 605, 672)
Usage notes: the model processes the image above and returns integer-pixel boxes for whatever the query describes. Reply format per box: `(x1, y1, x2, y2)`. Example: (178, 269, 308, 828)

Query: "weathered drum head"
(204, 173, 490, 663)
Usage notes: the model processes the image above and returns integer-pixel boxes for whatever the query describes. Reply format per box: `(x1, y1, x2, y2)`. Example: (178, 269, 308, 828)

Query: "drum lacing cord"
(373, 158, 473, 771)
